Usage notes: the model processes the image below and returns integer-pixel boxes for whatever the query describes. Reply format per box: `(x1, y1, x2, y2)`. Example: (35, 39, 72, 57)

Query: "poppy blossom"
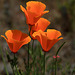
(32, 29, 63, 52)
(29, 18, 50, 39)
(20, 1, 49, 25)
(1, 30, 31, 53)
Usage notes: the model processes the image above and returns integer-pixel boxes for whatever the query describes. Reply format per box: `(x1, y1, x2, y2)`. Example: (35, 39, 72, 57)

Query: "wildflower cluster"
(1, 1, 65, 75)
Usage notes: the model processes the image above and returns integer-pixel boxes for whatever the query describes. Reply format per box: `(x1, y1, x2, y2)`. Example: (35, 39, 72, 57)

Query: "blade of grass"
(0, 47, 9, 75)
(55, 42, 66, 75)
(15, 65, 20, 75)
(56, 42, 66, 56)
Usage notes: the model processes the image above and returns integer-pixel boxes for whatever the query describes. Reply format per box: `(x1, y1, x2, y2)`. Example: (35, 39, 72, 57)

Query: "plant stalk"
(55, 57, 57, 75)
(32, 40, 34, 54)
(28, 25, 32, 74)
(44, 52, 46, 75)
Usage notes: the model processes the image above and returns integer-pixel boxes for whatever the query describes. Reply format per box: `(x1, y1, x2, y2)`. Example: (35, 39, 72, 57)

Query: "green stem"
(55, 57, 57, 75)
(0, 48, 9, 75)
(14, 53, 15, 60)
(28, 25, 32, 74)
(13, 53, 16, 74)
(44, 52, 46, 75)
(55, 42, 65, 75)
(32, 40, 34, 54)
(56, 42, 66, 56)
(13, 53, 20, 75)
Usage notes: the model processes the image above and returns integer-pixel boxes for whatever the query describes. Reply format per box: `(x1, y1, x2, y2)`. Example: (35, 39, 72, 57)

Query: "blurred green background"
(0, 0, 75, 75)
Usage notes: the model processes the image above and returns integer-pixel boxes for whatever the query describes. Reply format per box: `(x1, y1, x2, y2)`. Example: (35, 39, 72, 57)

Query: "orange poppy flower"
(20, 1, 49, 25)
(32, 29, 63, 52)
(1, 30, 31, 53)
(29, 18, 50, 39)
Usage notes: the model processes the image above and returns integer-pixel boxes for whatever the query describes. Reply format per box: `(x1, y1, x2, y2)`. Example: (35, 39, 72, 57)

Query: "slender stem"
(56, 42, 65, 55)
(13, 53, 16, 74)
(28, 42, 30, 75)
(55, 42, 65, 75)
(13, 53, 19, 75)
(44, 52, 46, 75)
(55, 57, 57, 75)
(28, 25, 32, 74)
(32, 40, 34, 54)
(14, 53, 15, 59)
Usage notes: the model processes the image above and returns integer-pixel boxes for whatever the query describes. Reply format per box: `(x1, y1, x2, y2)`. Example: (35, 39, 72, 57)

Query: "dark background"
(0, 0, 75, 75)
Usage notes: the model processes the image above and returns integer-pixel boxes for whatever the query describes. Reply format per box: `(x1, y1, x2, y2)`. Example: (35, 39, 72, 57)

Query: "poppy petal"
(7, 42, 13, 52)
(42, 11, 49, 15)
(1, 30, 31, 53)
(34, 11, 49, 23)
(46, 39, 59, 51)
(5, 30, 13, 39)
(1, 35, 7, 40)
(12, 41, 24, 53)
(20, 33, 31, 44)
(27, 11, 38, 25)
(11, 30, 22, 41)
(20, 5, 29, 23)
(35, 18, 50, 31)
(32, 30, 43, 44)
(41, 34, 48, 51)
(47, 29, 62, 40)
(32, 30, 47, 47)
(5, 30, 22, 41)
(12, 33, 31, 53)
(1, 35, 13, 51)
(9, 35, 31, 53)
(58, 37, 63, 40)
(47, 37, 63, 51)
(26, 1, 46, 14)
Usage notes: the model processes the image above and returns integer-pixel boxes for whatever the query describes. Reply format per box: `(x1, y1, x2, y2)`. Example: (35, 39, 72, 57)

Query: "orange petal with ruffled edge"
(20, 6, 37, 25)
(1, 30, 31, 53)
(29, 18, 50, 31)
(12, 30, 31, 53)
(20, 5, 29, 23)
(47, 29, 63, 40)
(28, 10, 49, 25)
(33, 30, 43, 43)
(5, 30, 22, 41)
(32, 29, 63, 52)
(45, 39, 62, 52)
(29, 18, 50, 39)
(32, 30, 47, 49)
(11, 33, 31, 53)
(41, 10, 49, 15)
(27, 11, 38, 25)
(1, 35, 13, 51)
(20, 33, 31, 44)
(41, 34, 48, 51)
(35, 18, 50, 31)
(34, 11, 49, 23)
(26, 1, 46, 15)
